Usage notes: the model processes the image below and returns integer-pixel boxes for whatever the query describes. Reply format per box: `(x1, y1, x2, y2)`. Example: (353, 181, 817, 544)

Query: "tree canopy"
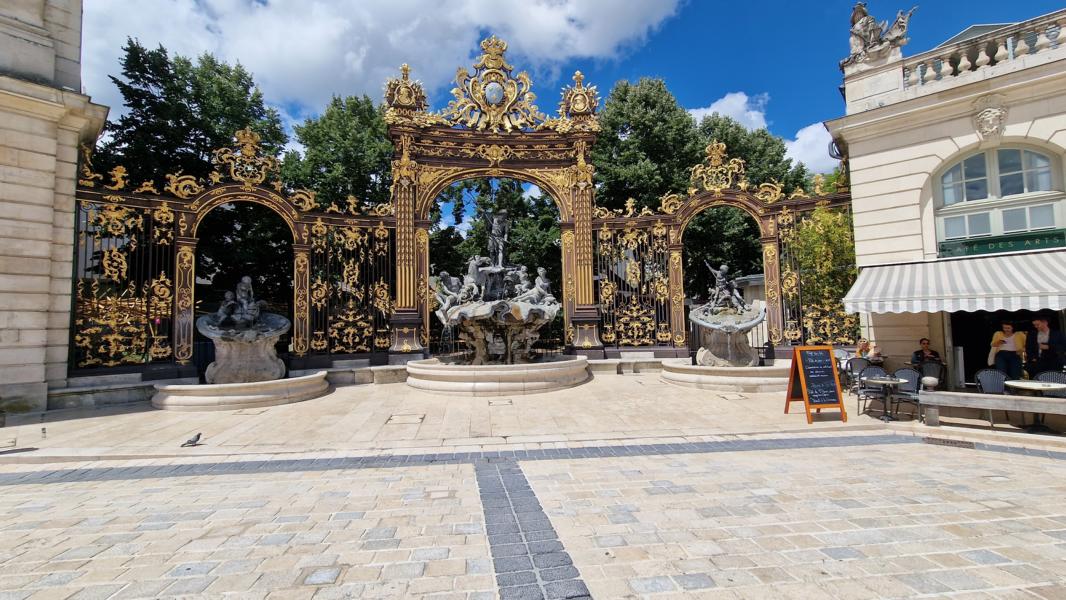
(96, 38, 286, 185)
(280, 95, 393, 208)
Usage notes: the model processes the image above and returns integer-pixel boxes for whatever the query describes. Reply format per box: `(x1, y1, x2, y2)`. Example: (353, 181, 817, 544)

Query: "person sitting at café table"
(911, 338, 942, 365)
(867, 343, 884, 364)
(1025, 317, 1066, 375)
(989, 322, 1026, 379)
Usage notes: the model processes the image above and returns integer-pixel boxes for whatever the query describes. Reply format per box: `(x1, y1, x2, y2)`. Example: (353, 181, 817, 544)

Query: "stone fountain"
(405, 209, 589, 395)
(661, 263, 790, 393)
(151, 276, 328, 411)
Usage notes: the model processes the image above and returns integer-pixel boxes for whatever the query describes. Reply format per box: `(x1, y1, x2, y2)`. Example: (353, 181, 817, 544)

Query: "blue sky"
(84, 0, 1064, 174)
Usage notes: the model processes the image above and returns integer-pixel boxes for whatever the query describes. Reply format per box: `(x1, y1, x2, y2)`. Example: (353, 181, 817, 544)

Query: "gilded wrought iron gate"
(72, 129, 395, 374)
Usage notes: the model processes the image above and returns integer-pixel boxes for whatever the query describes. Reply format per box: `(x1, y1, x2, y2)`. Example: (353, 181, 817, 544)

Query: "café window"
(935, 146, 1064, 246)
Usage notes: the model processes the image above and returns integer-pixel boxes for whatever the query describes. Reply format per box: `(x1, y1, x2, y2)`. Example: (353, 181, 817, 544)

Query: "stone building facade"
(828, 8, 1066, 384)
(0, 0, 107, 410)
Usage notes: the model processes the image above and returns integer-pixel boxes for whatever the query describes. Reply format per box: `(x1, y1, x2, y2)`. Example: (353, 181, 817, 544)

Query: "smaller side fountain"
(152, 275, 327, 411)
(406, 209, 589, 395)
(689, 263, 765, 367)
(196, 276, 290, 384)
(661, 263, 790, 393)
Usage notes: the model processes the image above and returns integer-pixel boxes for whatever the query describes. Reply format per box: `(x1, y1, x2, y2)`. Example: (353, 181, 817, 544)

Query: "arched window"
(936, 147, 1063, 246)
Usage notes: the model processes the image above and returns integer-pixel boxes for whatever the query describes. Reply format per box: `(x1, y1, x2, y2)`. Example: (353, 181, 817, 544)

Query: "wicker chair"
(845, 357, 871, 395)
(975, 368, 1007, 394)
(1035, 371, 1066, 398)
(856, 365, 888, 416)
(892, 367, 921, 419)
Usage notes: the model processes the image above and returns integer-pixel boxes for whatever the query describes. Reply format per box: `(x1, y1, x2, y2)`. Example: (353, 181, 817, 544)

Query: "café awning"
(843, 250, 1066, 313)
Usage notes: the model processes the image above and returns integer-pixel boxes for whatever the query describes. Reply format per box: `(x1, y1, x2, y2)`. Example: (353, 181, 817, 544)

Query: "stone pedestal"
(205, 334, 286, 384)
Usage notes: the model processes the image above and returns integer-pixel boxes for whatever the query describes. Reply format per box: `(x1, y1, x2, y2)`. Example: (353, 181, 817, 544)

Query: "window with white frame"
(935, 147, 1064, 247)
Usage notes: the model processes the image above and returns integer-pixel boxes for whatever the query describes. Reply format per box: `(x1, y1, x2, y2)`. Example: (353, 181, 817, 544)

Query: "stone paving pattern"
(0, 464, 495, 599)
(1, 376, 869, 458)
(524, 442, 1066, 599)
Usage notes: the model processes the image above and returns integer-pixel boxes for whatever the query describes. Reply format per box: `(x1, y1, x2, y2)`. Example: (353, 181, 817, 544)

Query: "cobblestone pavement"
(0, 376, 871, 459)
(2, 434, 1066, 598)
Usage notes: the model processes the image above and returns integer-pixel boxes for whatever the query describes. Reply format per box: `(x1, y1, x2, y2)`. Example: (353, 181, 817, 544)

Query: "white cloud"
(689, 92, 837, 173)
(689, 92, 768, 130)
(83, 0, 681, 130)
(784, 123, 837, 174)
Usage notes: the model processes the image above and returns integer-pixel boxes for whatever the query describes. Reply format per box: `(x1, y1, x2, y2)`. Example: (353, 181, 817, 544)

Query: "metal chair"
(892, 367, 921, 419)
(975, 368, 1007, 394)
(845, 357, 870, 394)
(1035, 371, 1066, 398)
(856, 365, 888, 416)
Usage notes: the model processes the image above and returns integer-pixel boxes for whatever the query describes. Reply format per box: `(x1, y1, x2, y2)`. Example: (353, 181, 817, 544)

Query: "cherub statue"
(515, 267, 554, 304)
(434, 271, 462, 323)
(214, 291, 237, 326)
(704, 261, 746, 311)
(513, 265, 531, 295)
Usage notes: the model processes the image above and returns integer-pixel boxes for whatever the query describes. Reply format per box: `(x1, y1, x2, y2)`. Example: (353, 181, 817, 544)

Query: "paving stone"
(381, 562, 425, 579)
(303, 566, 341, 585)
(411, 547, 450, 560)
(496, 570, 537, 587)
(500, 584, 545, 600)
(629, 576, 676, 593)
(543, 579, 590, 599)
(673, 573, 716, 590)
(167, 561, 219, 577)
(494, 556, 533, 573)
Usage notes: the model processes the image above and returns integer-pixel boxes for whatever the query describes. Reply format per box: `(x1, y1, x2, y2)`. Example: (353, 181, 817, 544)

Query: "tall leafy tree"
(591, 78, 703, 211)
(95, 39, 290, 311)
(681, 115, 813, 297)
(280, 95, 393, 207)
(97, 38, 286, 184)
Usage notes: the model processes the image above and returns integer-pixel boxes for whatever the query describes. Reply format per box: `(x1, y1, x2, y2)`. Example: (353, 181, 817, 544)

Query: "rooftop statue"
(841, 2, 917, 69)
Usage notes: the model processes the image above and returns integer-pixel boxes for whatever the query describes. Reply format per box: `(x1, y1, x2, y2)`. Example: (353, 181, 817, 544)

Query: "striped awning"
(843, 250, 1066, 313)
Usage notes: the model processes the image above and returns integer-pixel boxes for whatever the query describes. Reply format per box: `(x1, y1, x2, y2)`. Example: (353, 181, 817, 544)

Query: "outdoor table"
(1005, 380, 1066, 434)
(861, 376, 908, 422)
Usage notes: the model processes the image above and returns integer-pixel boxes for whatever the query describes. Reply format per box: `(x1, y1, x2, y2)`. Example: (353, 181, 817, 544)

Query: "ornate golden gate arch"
(381, 36, 605, 355)
(591, 141, 853, 354)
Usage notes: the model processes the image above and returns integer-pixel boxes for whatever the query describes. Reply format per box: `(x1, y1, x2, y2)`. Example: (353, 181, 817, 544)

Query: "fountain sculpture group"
(432, 209, 561, 365)
(689, 262, 766, 367)
(151, 276, 328, 411)
(661, 262, 788, 393)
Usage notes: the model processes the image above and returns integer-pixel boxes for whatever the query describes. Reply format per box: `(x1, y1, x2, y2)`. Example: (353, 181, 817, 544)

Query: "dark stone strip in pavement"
(0, 434, 923, 486)
(475, 459, 591, 600)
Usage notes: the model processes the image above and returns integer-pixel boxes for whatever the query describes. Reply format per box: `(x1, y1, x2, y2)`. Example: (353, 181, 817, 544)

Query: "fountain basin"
(661, 358, 791, 393)
(151, 371, 329, 411)
(406, 356, 590, 396)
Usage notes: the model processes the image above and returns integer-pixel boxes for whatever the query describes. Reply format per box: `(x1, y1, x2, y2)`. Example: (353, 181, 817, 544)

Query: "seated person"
(856, 338, 870, 357)
(866, 343, 884, 364)
(1026, 317, 1066, 375)
(911, 338, 942, 365)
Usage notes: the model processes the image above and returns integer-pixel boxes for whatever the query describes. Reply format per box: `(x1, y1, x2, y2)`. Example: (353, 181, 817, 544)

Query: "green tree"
(591, 78, 703, 211)
(787, 207, 857, 304)
(95, 39, 290, 313)
(695, 114, 809, 192)
(280, 95, 393, 207)
(680, 115, 815, 297)
(97, 38, 286, 185)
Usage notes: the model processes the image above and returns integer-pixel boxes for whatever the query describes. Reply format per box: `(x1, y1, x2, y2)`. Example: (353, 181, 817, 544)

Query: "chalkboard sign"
(784, 346, 847, 424)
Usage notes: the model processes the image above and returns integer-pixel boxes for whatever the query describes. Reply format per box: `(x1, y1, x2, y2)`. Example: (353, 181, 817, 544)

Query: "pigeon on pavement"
(181, 433, 202, 447)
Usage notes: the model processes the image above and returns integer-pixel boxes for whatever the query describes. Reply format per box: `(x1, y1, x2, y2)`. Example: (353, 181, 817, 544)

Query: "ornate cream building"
(828, 7, 1066, 384)
(0, 0, 107, 410)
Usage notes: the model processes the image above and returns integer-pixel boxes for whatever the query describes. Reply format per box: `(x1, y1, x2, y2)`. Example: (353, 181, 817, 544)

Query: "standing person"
(1025, 317, 1066, 375)
(989, 322, 1026, 379)
(911, 338, 942, 365)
